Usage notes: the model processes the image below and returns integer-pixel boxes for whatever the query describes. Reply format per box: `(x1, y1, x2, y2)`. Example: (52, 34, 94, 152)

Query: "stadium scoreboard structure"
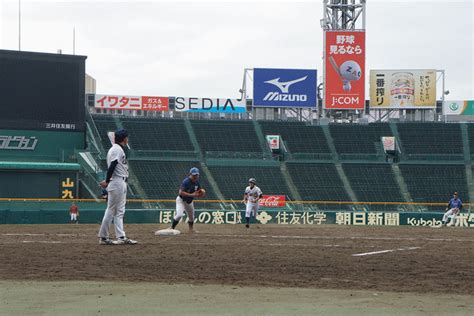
(0, 50, 87, 199)
(0, 49, 86, 132)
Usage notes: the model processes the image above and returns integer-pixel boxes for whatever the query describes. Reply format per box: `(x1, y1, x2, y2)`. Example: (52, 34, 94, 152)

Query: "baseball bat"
(329, 56, 343, 79)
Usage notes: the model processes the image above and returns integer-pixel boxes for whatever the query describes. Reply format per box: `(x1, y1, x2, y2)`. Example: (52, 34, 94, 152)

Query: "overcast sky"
(1, 0, 473, 100)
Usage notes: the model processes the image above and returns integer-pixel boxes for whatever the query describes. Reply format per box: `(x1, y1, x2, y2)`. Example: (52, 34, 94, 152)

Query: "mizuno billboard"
(253, 68, 317, 108)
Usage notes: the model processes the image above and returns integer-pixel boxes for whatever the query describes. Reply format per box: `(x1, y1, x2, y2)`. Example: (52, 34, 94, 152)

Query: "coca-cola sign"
(382, 136, 396, 152)
(259, 195, 286, 207)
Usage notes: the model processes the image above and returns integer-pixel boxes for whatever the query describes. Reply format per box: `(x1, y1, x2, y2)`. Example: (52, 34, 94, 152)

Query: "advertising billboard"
(253, 68, 317, 108)
(266, 135, 280, 150)
(369, 70, 437, 109)
(381, 137, 396, 152)
(0, 129, 85, 162)
(174, 97, 246, 113)
(443, 100, 474, 115)
(324, 31, 365, 109)
(95, 95, 169, 111)
(259, 195, 286, 208)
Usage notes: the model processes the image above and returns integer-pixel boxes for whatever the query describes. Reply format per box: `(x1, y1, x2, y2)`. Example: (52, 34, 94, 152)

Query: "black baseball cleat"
(245, 224, 249, 228)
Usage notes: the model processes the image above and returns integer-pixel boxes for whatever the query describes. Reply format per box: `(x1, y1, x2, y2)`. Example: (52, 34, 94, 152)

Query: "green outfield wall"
(0, 201, 471, 228)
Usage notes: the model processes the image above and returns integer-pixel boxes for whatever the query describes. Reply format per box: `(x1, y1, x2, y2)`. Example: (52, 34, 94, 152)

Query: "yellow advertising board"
(370, 70, 436, 108)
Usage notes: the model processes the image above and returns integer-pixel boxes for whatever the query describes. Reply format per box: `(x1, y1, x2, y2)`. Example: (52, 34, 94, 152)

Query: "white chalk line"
(3, 233, 45, 236)
(2, 233, 84, 237)
(202, 233, 474, 243)
(352, 247, 421, 257)
(21, 240, 64, 244)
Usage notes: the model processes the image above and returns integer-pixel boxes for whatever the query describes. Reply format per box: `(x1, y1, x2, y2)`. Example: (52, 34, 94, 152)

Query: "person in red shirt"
(69, 202, 79, 224)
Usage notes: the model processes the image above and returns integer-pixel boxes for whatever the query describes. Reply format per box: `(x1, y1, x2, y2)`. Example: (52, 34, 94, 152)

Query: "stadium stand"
(329, 123, 392, 155)
(400, 164, 468, 203)
(208, 165, 291, 200)
(120, 118, 194, 152)
(128, 160, 215, 199)
(342, 163, 403, 202)
(259, 121, 331, 154)
(397, 123, 463, 156)
(286, 163, 350, 201)
(87, 117, 473, 207)
(467, 124, 474, 155)
(91, 115, 117, 151)
(191, 120, 262, 155)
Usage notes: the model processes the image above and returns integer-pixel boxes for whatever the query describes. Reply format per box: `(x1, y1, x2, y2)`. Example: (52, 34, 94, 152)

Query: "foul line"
(352, 247, 421, 257)
(3, 233, 45, 236)
(21, 240, 64, 244)
(2, 233, 85, 237)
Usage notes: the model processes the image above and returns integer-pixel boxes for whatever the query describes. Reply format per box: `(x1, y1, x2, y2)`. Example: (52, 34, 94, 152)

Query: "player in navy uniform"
(442, 191, 463, 227)
(171, 167, 204, 233)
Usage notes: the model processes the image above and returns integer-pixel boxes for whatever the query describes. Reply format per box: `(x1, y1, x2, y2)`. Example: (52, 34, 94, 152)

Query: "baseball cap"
(190, 167, 200, 175)
(115, 128, 129, 142)
(248, 178, 256, 184)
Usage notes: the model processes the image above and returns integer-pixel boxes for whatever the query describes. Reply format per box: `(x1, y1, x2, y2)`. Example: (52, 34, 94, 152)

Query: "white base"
(155, 228, 181, 236)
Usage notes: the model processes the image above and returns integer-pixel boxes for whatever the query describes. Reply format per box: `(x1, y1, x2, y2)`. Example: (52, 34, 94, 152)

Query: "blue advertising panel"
(253, 68, 317, 108)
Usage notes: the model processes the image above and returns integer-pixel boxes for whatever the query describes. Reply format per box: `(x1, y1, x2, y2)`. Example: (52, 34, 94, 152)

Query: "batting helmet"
(114, 128, 128, 143)
(248, 178, 256, 184)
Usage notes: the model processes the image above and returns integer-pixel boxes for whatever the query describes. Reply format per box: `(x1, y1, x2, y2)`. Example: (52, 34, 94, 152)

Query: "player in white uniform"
(242, 178, 262, 228)
(98, 129, 137, 245)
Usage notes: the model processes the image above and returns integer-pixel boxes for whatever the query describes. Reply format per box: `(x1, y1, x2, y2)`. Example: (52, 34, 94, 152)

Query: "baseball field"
(1, 223, 473, 315)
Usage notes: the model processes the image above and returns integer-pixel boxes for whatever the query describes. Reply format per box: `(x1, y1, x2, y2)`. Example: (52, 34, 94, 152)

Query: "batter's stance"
(242, 178, 262, 228)
(171, 167, 204, 233)
(98, 128, 137, 245)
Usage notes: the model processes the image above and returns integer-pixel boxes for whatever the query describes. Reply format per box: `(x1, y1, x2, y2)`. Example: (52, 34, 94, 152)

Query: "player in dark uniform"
(171, 167, 204, 233)
(442, 191, 463, 227)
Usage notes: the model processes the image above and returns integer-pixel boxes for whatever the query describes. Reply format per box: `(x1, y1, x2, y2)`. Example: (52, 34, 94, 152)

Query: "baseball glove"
(196, 188, 206, 197)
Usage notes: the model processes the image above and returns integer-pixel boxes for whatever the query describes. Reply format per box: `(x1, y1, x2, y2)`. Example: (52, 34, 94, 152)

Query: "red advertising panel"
(142, 96, 169, 111)
(324, 31, 365, 109)
(259, 195, 286, 207)
(95, 95, 169, 111)
(95, 95, 141, 110)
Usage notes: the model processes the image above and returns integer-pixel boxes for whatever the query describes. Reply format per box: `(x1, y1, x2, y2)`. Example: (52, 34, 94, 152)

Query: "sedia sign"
(174, 97, 246, 113)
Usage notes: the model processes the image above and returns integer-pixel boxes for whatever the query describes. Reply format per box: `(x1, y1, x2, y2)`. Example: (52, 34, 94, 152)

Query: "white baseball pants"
(443, 208, 460, 225)
(98, 179, 127, 239)
(174, 196, 195, 222)
(245, 202, 259, 218)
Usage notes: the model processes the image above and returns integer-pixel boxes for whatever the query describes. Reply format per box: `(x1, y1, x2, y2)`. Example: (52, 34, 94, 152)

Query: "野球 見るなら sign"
(324, 31, 365, 110)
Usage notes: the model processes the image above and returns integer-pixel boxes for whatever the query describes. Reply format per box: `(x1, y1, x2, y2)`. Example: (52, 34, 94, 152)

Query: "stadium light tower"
(322, 0, 366, 31)
(18, 0, 22, 51)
